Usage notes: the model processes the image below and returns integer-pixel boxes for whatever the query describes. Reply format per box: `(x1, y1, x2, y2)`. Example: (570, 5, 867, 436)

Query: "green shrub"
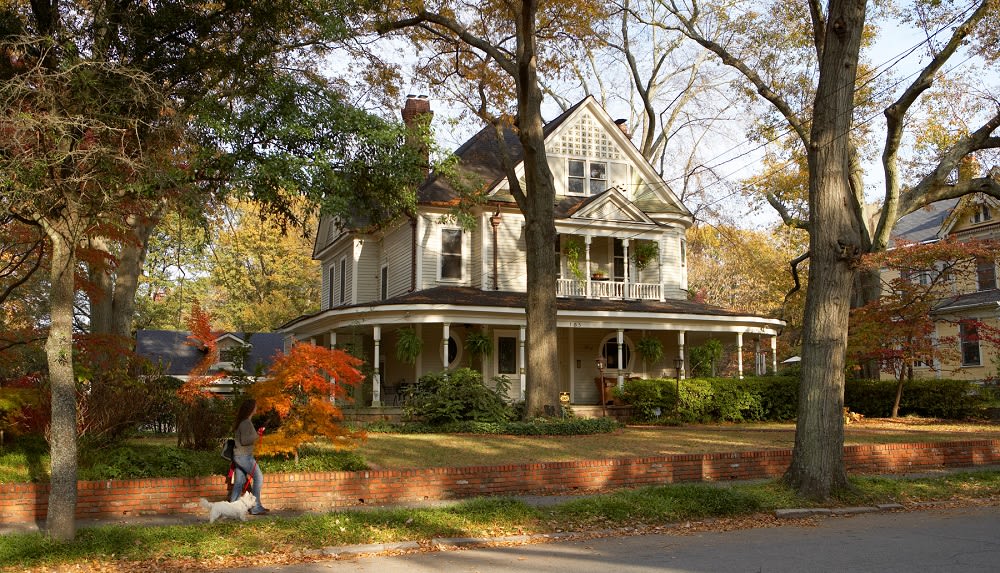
(363, 417, 620, 435)
(616, 376, 800, 423)
(845, 378, 989, 419)
(403, 368, 513, 425)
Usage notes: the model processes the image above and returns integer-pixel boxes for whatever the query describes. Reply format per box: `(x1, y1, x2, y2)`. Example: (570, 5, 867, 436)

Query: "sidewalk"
(5, 464, 999, 537)
(0, 493, 596, 536)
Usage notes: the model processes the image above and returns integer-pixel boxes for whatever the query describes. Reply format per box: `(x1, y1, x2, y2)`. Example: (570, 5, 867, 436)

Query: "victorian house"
(281, 96, 785, 407)
(889, 192, 1000, 380)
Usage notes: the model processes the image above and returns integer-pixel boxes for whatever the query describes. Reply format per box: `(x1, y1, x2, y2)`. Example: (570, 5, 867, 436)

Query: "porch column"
(736, 331, 744, 380)
(373, 326, 382, 406)
(658, 236, 666, 302)
(771, 335, 778, 375)
(584, 236, 593, 298)
(677, 331, 686, 380)
(519, 325, 527, 399)
(442, 323, 450, 370)
(616, 328, 624, 388)
(329, 332, 338, 404)
(754, 337, 762, 376)
(622, 239, 630, 286)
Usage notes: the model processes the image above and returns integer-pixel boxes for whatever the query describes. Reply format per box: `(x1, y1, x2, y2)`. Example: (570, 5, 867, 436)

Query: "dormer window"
(972, 204, 992, 224)
(568, 159, 607, 195)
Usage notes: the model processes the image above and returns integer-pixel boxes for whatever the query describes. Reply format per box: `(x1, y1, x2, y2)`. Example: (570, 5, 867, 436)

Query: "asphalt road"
(231, 505, 1000, 573)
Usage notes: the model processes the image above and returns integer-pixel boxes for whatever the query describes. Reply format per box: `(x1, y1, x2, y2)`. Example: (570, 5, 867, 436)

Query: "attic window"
(568, 159, 607, 195)
(972, 205, 992, 224)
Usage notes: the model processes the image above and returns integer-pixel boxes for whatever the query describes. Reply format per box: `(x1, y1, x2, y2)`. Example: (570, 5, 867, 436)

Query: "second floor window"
(960, 320, 981, 366)
(440, 228, 463, 280)
(976, 258, 997, 291)
(380, 265, 388, 300)
(339, 258, 346, 304)
(329, 266, 336, 308)
(972, 205, 992, 224)
(568, 159, 607, 195)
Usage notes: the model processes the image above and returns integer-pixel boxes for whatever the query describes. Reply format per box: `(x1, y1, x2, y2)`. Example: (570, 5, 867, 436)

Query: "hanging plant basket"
(395, 328, 423, 364)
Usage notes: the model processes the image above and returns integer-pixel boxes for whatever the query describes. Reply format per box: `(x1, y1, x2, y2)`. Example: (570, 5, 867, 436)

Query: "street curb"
(776, 503, 905, 519)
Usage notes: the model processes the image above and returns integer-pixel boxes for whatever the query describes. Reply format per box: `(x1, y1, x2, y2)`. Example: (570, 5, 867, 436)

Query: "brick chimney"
(402, 94, 433, 127)
(402, 94, 433, 175)
(614, 118, 630, 138)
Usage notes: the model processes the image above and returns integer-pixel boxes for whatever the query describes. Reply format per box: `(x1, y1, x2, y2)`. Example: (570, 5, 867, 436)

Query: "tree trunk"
(851, 267, 882, 379)
(41, 217, 80, 541)
(516, 0, 561, 417)
(892, 372, 904, 418)
(88, 207, 162, 339)
(784, 0, 867, 500)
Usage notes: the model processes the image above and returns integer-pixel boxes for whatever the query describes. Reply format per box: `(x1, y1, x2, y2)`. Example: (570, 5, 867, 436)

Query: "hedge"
(615, 376, 990, 423)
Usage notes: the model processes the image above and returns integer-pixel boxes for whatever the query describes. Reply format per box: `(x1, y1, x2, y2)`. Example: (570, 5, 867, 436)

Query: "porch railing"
(556, 278, 662, 301)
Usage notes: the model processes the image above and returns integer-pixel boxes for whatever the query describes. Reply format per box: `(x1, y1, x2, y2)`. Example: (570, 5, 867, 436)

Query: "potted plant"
(395, 327, 423, 364)
(591, 269, 608, 280)
(632, 241, 659, 271)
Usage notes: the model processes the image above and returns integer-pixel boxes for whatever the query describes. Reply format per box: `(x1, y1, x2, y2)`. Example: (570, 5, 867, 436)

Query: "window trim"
(495, 331, 519, 377)
(338, 257, 347, 305)
(976, 258, 997, 291)
(566, 158, 608, 196)
(438, 227, 465, 281)
(380, 264, 389, 300)
(959, 320, 981, 367)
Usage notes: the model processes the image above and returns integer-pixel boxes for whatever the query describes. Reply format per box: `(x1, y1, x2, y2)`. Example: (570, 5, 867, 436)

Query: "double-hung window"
(440, 228, 463, 280)
(338, 258, 346, 304)
(960, 320, 981, 366)
(976, 258, 997, 291)
(380, 265, 389, 300)
(567, 159, 607, 195)
(972, 205, 992, 224)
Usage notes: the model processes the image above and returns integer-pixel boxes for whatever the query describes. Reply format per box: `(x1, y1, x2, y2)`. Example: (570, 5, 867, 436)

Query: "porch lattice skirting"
(3, 439, 999, 525)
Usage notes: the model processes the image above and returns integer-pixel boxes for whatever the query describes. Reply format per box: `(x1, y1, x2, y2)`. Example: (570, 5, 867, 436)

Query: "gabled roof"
(417, 98, 588, 204)
(939, 193, 1000, 237)
(890, 199, 959, 246)
(135, 330, 284, 377)
(563, 186, 656, 225)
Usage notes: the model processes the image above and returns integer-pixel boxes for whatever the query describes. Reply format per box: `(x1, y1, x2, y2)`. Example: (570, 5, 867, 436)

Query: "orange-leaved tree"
(250, 342, 365, 459)
(175, 301, 227, 448)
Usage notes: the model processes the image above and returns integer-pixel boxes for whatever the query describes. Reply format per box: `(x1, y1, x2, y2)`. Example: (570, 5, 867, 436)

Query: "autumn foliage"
(250, 342, 365, 458)
(177, 301, 224, 404)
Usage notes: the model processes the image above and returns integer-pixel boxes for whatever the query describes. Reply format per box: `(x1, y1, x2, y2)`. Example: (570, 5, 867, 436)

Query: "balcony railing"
(556, 278, 662, 301)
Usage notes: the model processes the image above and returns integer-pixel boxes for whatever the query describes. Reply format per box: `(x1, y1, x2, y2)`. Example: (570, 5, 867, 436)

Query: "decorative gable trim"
(571, 187, 656, 225)
(939, 193, 999, 238)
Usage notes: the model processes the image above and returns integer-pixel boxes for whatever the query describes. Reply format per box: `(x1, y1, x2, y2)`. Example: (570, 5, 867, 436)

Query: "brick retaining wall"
(3, 439, 998, 526)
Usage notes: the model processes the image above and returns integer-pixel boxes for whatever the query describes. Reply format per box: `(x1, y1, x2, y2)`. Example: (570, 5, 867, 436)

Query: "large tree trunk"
(41, 216, 80, 541)
(517, 0, 561, 417)
(784, 0, 867, 500)
(88, 207, 163, 339)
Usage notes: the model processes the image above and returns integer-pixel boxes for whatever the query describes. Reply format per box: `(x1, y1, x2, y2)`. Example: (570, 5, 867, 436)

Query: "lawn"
(2, 418, 998, 483)
(361, 418, 1000, 469)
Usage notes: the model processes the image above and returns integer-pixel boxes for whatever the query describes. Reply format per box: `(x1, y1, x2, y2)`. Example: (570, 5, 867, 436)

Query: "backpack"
(221, 437, 235, 461)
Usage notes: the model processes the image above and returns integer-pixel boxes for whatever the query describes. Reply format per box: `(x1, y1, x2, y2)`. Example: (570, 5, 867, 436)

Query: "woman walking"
(230, 398, 269, 515)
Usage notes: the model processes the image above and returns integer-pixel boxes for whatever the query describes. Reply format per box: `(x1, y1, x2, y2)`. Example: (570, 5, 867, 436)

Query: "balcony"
(557, 278, 662, 301)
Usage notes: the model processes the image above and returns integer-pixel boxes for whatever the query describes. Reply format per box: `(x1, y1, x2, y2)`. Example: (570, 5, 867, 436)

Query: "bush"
(403, 368, 513, 425)
(363, 416, 620, 435)
(616, 376, 800, 424)
(845, 378, 989, 419)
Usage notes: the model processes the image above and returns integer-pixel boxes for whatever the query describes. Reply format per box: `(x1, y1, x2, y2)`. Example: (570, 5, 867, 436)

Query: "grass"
(2, 470, 998, 572)
(3, 418, 999, 482)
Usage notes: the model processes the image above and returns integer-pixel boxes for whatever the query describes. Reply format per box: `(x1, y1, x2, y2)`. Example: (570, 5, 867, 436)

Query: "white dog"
(199, 492, 256, 523)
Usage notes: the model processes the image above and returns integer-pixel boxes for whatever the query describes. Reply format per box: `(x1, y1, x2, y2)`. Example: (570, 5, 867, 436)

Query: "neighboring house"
(136, 330, 284, 395)
(888, 193, 1000, 381)
(281, 95, 784, 406)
